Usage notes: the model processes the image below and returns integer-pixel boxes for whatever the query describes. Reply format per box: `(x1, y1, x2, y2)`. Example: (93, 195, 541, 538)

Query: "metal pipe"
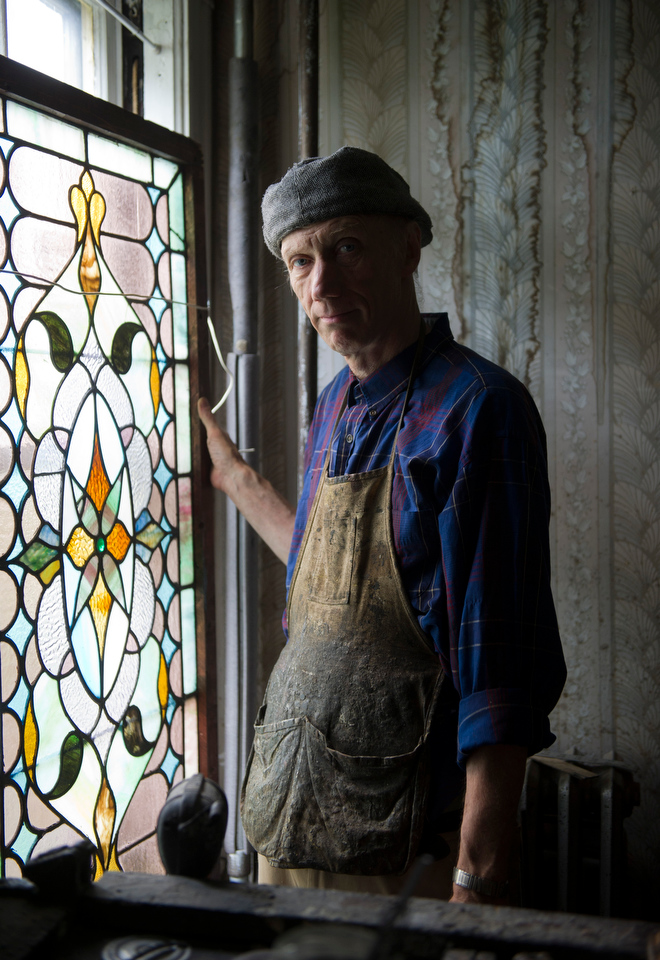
(297, 0, 319, 489)
(225, 0, 259, 882)
(89, 0, 162, 53)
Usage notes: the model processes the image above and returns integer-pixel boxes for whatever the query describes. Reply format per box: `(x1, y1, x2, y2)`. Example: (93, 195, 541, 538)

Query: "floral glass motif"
(0, 100, 199, 878)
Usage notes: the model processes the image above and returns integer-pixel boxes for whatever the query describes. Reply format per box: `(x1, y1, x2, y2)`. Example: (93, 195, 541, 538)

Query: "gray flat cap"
(262, 146, 433, 258)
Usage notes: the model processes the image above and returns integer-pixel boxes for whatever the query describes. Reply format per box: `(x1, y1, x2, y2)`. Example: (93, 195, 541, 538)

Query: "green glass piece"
(168, 174, 185, 251)
(81, 497, 99, 537)
(102, 476, 122, 536)
(174, 365, 191, 475)
(111, 323, 143, 375)
(171, 255, 188, 361)
(153, 157, 178, 189)
(48, 731, 83, 800)
(19, 541, 58, 573)
(6, 101, 85, 160)
(87, 133, 152, 182)
(180, 587, 196, 696)
(122, 705, 153, 757)
(135, 521, 166, 550)
(97, 537, 105, 553)
(178, 478, 193, 588)
(34, 312, 74, 373)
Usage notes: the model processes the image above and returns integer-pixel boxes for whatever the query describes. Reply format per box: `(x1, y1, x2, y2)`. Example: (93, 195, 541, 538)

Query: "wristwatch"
(452, 867, 509, 899)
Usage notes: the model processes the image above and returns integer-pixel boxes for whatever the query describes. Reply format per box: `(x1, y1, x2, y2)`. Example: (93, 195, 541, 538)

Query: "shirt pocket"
(308, 515, 357, 604)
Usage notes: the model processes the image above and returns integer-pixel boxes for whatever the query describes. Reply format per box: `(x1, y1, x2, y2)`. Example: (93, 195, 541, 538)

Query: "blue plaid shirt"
(286, 314, 565, 805)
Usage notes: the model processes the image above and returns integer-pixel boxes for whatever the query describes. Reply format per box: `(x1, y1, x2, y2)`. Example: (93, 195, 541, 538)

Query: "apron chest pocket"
(308, 516, 356, 604)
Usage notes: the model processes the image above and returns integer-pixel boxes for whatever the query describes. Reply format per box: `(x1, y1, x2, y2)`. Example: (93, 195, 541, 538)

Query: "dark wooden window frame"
(0, 52, 217, 782)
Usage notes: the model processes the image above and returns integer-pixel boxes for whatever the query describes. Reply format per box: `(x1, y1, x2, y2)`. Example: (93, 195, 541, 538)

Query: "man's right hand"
(198, 397, 245, 496)
(197, 397, 296, 564)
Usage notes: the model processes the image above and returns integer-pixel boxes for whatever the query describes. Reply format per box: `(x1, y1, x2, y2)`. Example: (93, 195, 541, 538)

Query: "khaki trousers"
(257, 830, 459, 900)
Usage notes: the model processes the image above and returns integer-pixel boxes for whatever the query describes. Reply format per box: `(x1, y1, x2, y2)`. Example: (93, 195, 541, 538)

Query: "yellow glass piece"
(15, 339, 29, 418)
(87, 435, 111, 512)
(89, 575, 112, 657)
(95, 776, 116, 870)
(90, 191, 106, 245)
(40, 560, 60, 585)
(94, 854, 104, 882)
(150, 351, 160, 415)
(107, 522, 130, 562)
(67, 526, 95, 568)
(158, 651, 168, 715)
(81, 170, 94, 201)
(70, 184, 87, 242)
(108, 844, 120, 872)
(24, 699, 38, 777)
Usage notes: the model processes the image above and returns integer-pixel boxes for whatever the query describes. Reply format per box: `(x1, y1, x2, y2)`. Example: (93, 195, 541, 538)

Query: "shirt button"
(346, 434, 353, 443)
(369, 408, 377, 418)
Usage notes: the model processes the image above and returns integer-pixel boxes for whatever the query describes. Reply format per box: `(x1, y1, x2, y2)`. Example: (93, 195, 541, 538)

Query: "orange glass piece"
(107, 522, 130, 562)
(95, 776, 116, 870)
(89, 574, 112, 656)
(80, 223, 100, 312)
(87, 435, 110, 512)
(150, 352, 160, 415)
(66, 526, 95, 568)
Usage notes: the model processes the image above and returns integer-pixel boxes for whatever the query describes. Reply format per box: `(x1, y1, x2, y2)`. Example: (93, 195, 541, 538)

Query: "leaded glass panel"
(0, 94, 207, 879)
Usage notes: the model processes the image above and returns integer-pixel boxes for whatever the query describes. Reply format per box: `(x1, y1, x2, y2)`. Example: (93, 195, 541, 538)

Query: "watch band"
(452, 867, 509, 898)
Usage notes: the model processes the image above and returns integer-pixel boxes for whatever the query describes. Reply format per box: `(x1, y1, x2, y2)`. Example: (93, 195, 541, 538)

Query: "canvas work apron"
(241, 334, 444, 876)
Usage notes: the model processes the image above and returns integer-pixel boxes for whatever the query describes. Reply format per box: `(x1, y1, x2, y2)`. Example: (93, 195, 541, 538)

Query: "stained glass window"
(0, 75, 213, 878)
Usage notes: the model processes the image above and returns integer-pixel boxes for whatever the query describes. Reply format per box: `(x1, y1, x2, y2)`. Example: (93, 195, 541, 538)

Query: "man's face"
(281, 214, 420, 374)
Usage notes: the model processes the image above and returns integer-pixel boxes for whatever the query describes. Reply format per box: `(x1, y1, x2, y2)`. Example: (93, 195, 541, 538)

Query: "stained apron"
(241, 332, 444, 876)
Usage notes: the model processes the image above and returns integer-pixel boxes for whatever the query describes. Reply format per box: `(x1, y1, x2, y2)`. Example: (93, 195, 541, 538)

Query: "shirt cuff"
(457, 687, 556, 769)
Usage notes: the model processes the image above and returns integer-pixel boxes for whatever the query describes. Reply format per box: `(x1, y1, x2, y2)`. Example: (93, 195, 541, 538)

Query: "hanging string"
(0, 267, 235, 413)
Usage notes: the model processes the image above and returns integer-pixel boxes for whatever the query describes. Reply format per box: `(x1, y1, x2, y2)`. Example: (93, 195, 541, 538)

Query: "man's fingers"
(198, 397, 215, 431)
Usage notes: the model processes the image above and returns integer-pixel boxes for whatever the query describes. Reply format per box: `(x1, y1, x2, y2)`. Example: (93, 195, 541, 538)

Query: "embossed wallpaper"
(317, 0, 659, 912)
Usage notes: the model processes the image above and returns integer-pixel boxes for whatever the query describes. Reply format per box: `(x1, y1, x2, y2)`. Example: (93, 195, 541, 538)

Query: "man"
(198, 147, 566, 902)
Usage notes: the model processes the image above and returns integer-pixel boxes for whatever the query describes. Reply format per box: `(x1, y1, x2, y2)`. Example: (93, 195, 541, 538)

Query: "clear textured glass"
(1, 108, 200, 879)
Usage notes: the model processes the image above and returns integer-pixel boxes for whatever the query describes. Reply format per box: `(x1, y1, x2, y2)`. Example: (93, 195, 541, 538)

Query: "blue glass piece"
(160, 533, 171, 554)
(146, 227, 165, 262)
(7, 609, 33, 652)
(153, 459, 172, 492)
(160, 747, 179, 782)
(161, 630, 176, 664)
(166, 694, 176, 722)
(0, 189, 20, 229)
(0, 137, 14, 157)
(1, 325, 16, 354)
(3, 397, 23, 443)
(12, 822, 38, 865)
(157, 572, 175, 611)
(135, 509, 151, 533)
(3, 460, 28, 508)
(136, 543, 150, 563)
(39, 525, 60, 547)
(160, 516, 171, 534)
(0, 267, 21, 302)
(9, 676, 30, 717)
(8, 562, 25, 585)
(12, 769, 27, 791)
(8, 536, 24, 562)
(148, 186, 160, 203)
(149, 288, 166, 323)
(156, 343, 166, 365)
(155, 403, 170, 435)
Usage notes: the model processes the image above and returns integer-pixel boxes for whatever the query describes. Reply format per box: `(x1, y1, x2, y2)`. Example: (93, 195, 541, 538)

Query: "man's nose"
(311, 257, 340, 299)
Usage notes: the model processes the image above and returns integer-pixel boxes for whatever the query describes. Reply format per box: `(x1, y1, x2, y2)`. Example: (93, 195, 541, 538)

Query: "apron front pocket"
(304, 723, 428, 875)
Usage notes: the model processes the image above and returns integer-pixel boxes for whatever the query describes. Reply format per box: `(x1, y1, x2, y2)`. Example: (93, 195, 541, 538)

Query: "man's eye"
(338, 242, 356, 253)
(291, 257, 309, 268)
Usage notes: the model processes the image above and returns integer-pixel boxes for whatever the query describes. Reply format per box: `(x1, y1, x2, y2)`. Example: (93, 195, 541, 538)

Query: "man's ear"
(402, 221, 422, 277)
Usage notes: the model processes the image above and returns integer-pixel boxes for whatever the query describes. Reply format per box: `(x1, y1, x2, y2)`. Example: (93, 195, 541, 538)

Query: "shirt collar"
(347, 313, 453, 410)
